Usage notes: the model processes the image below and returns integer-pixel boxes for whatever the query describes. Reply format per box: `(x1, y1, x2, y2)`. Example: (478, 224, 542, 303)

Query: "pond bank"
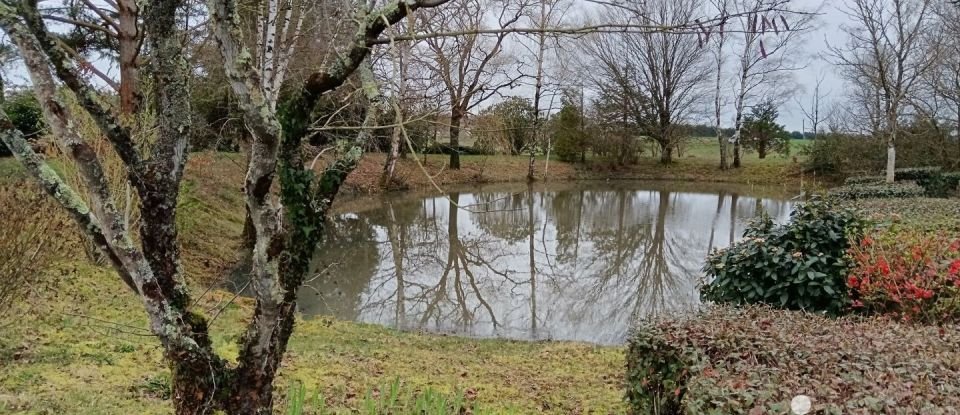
(342, 152, 811, 195)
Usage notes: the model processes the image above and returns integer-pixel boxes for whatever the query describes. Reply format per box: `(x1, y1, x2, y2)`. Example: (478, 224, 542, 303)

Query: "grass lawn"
(0, 264, 625, 414)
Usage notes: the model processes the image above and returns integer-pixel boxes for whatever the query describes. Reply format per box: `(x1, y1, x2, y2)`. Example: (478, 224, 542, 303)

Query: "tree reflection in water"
(299, 182, 795, 344)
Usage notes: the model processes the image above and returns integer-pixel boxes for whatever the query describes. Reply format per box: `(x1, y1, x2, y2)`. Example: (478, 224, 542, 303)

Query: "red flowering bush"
(847, 230, 960, 323)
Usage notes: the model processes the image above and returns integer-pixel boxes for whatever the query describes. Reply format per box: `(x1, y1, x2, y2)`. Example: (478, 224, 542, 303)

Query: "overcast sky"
(781, 0, 849, 132)
(4, 0, 852, 133)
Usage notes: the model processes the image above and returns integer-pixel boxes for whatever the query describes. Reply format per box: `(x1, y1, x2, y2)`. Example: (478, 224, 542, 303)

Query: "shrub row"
(828, 181, 926, 200)
(419, 143, 494, 156)
(842, 175, 883, 185)
(842, 167, 960, 198)
(626, 306, 960, 414)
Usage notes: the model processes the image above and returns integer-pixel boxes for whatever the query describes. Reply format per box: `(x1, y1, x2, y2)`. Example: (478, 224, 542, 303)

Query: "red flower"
(852, 300, 864, 308)
(847, 276, 860, 289)
(949, 259, 960, 276)
(878, 258, 891, 275)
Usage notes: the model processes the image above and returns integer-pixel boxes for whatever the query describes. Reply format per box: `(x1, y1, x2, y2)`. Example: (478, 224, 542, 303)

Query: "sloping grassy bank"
(0, 265, 625, 413)
(0, 152, 626, 414)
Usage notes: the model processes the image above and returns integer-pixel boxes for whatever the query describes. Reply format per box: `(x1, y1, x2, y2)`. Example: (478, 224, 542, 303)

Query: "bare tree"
(797, 69, 830, 138)
(829, 0, 939, 182)
(928, 2, 960, 161)
(584, 0, 711, 164)
(416, 0, 528, 169)
(524, 0, 570, 180)
(0, 0, 449, 413)
(727, 0, 814, 168)
(710, 0, 732, 169)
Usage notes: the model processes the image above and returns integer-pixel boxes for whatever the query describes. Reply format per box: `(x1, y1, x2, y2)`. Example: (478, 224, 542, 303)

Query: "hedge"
(828, 182, 926, 199)
(626, 306, 960, 415)
(841, 167, 959, 198)
(842, 175, 884, 185)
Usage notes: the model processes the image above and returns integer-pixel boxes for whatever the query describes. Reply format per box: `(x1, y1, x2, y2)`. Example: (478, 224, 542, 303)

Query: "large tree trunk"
(659, 142, 673, 163)
(718, 134, 728, 169)
(885, 138, 896, 183)
(117, 0, 141, 114)
(449, 106, 463, 170)
(758, 139, 767, 159)
(733, 139, 741, 168)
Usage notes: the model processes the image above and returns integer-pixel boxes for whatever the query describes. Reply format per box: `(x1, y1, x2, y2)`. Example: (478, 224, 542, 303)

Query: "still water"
(299, 181, 797, 344)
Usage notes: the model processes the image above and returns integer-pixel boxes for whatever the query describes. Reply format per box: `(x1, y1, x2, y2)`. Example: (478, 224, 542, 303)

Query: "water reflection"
(299, 181, 796, 344)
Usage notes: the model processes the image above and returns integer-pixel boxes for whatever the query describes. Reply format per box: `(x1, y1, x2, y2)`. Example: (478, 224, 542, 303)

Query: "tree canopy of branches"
(583, 0, 710, 164)
(415, 0, 526, 169)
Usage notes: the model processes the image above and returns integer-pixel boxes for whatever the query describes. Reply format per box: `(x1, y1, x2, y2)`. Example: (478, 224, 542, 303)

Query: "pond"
(299, 181, 799, 345)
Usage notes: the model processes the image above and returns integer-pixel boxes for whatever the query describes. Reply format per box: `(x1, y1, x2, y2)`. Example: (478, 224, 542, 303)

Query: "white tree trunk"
(886, 140, 896, 183)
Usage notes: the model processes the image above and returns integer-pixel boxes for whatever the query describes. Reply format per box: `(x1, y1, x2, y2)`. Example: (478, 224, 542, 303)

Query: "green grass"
(0, 264, 624, 413)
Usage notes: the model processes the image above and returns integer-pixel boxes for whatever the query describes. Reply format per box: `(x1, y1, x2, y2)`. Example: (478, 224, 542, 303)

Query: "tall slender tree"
(0, 0, 451, 413)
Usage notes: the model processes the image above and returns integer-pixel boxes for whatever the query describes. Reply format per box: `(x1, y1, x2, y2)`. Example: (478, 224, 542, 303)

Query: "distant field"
(676, 137, 810, 164)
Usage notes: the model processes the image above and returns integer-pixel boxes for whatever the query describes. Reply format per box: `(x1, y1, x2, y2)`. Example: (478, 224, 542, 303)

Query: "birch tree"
(710, 0, 732, 169)
(0, 0, 449, 414)
(524, 0, 569, 180)
(829, 0, 938, 182)
(252, 0, 311, 110)
(727, 0, 814, 168)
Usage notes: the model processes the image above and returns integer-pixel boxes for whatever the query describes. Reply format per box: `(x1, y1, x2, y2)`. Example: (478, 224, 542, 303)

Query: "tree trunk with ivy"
(0, 0, 449, 413)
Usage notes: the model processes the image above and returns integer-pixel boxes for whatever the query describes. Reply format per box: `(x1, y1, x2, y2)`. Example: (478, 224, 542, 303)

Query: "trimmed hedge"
(841, 167, 959, 198)
(829, 182, 926, 199)
(944, 172, 960, 197)
(419, 143, 493, 156)
(626, 306, 960, 414)
(893, 166, 942, 181)
(842, 175, 883, 185)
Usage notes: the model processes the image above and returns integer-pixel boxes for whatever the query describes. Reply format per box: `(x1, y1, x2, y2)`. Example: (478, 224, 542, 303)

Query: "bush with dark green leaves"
(829, 182, 926, 199)
(0, 90, 45, 157)
(944, 172, 960, 197)
(700, 198, 865, 314)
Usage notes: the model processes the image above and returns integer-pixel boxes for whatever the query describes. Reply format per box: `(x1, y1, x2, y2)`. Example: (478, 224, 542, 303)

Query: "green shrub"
(893, 166, 942, 181)
(828, 182, 926, 199)
(892, 167, 954, 197)
(843, 175, 884, 185)
(940, 172, 960, 197)
(625, 306, 960, 414)
(419, 143, 493, 156)
(625, 324, 703, 414)
(0, 90, 46, 157)
(700, 198, 865, 314)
